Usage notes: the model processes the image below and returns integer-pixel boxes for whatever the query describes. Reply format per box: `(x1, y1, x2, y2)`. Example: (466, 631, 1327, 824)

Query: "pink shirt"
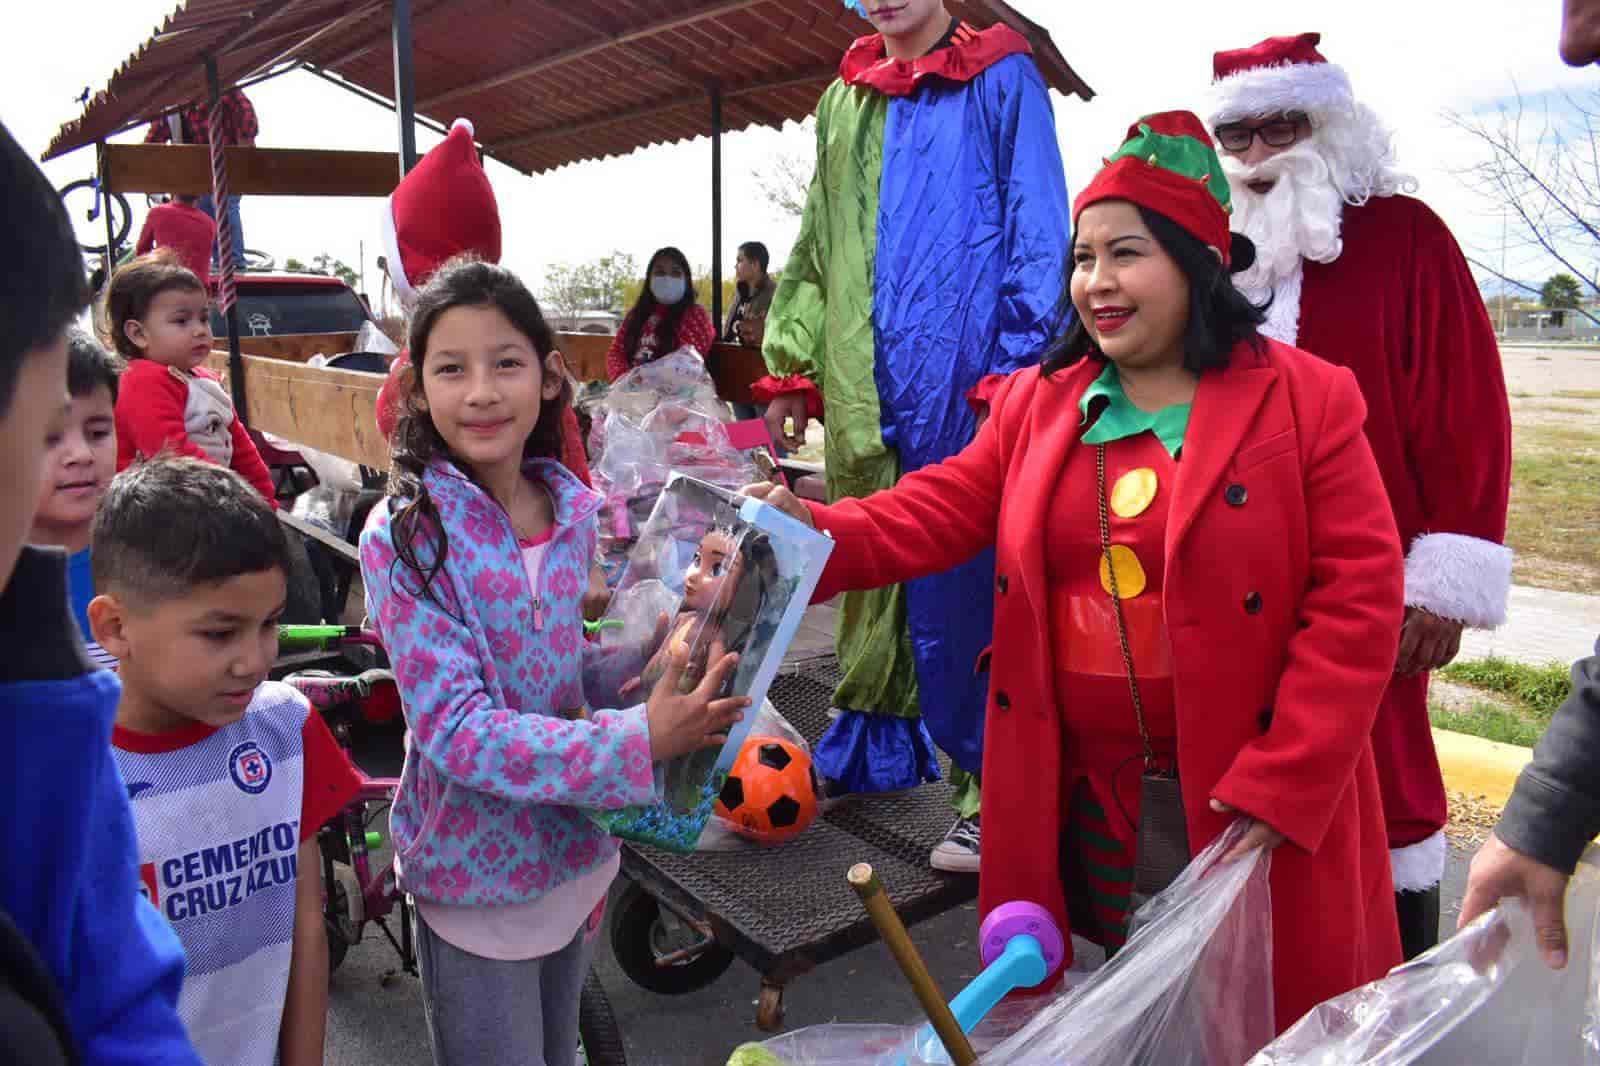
(415, 528, 615, 959)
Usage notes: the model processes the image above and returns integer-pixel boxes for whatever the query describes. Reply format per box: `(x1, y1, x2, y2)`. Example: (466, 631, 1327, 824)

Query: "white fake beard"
(1223, 141, 1346, 296)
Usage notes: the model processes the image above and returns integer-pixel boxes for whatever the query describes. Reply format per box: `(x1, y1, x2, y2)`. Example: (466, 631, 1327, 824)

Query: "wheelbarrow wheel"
(578, 970, 627, 1066)
(610, 881, 734, 995)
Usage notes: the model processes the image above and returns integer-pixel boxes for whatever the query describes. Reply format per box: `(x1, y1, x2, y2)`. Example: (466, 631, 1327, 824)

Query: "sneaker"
(930, 814, 981, 873)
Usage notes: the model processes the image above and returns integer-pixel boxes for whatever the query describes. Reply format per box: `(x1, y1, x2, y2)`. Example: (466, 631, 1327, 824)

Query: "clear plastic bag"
(1249, 849, 1600, 1066)
(976, 819, 1275, 1065)
(725, 824, 1271, 1066)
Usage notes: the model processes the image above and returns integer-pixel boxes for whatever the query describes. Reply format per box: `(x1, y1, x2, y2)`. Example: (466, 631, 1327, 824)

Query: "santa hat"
(1074, 111, 1240, 268)
(380, 117, 501, 307)
(1207, 32, 1356, 128)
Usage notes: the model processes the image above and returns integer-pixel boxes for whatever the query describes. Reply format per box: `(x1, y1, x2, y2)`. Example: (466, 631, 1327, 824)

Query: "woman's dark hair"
(619, 246, 697, 367)
(389, 256, 569, 612)
(0, 119, 89, 417)
(738, 241, 770, 275)
(1043, 204, 1266, 376)
(104, 249, 206, 360)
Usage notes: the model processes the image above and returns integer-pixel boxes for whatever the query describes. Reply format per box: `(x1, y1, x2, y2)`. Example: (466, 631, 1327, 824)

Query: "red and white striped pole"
(204, 54, 247, 419)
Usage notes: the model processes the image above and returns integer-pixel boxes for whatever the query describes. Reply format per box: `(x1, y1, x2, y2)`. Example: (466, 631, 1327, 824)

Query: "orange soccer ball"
(714, 737, 820, 844)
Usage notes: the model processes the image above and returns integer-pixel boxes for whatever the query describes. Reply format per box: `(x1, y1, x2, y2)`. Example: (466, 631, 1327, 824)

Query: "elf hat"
(379, 117, 501, 307)
(1207, 32, 1356, 128)
(1073, 111, 1252, 270)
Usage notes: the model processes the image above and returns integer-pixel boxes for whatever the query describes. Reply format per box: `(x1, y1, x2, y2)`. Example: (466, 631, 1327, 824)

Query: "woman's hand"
(1210, 798, 1287, 862)
(741, 482, 815, 528)
(645, 641, 750, 762)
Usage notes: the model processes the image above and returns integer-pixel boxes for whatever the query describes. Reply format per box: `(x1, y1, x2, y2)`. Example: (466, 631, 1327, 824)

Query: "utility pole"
(1499, 207, 1509, 335)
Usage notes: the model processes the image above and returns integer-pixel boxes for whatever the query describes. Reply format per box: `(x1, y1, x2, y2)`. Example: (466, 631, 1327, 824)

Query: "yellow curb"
(1434, 727, 1532, 808)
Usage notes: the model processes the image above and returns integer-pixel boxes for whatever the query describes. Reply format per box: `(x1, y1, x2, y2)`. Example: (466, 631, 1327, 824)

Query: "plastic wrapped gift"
(1249, 846, 1600, 1066)
(583, 475, 832, 853)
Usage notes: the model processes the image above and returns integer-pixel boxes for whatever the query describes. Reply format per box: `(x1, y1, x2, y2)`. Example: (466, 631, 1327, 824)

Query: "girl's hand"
(741, 482, 815, 528)
(1209, 799, 1286, 862)
(646, 641, 750, 761)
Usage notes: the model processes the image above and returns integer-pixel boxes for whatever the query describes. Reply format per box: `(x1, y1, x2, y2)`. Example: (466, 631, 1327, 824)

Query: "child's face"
(94, 567, 286, 731)
(860, 0, 945, 39)
(419, 304, 562, 479)
(126, 287, 212, 370)
(682, 530, 744, 613)
(0, 334, 70, 588)
(32, 385, 116, 536)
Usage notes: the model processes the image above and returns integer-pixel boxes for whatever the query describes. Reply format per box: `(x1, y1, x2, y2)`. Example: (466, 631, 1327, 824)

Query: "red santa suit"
(1209, 34, 1513, 896)
(373, 118, 590, 484)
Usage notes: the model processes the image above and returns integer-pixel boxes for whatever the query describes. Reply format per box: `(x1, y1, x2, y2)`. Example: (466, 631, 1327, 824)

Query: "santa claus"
(1207, 33, 1513, 959)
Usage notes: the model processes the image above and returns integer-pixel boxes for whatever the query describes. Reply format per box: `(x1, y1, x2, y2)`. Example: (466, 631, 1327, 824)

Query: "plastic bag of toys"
(1248, 847, 1600, 1066)
(696, 701, 819, 851)
(582, 475, 832, 853)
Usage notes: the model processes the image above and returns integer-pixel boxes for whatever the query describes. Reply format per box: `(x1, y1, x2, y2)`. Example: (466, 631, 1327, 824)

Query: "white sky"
(5, 1, 1594, 310)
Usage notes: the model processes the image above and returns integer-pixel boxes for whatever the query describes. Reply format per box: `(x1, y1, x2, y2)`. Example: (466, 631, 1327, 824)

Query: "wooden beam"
(103, 144, 397, 197)
(491, 63, 833, 151)
(278, 509, 362, 564)
(206, 352, 389, 469)
(419, 0, 769, 111)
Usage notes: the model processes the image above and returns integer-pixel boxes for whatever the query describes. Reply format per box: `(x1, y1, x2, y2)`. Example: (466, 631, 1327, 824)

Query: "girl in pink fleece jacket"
(360, 258, 747, 1066)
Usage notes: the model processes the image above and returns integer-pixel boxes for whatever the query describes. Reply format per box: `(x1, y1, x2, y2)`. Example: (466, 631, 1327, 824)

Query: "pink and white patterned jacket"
(360, 458, 656, 907)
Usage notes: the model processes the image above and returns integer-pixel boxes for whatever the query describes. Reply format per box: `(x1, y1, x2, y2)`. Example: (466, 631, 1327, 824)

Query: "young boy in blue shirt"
(0, 118, 199, 1063)
(28, 330, 121, 669)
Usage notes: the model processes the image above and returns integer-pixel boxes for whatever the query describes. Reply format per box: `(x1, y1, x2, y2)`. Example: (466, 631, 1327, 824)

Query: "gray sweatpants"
(417, 910, 598, 1066)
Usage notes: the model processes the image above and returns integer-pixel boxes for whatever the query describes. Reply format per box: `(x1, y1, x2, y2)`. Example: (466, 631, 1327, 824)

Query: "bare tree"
(752, 117, 816, 220)
(1448, 86, 1600, 326)
(540, 251, 638, 326)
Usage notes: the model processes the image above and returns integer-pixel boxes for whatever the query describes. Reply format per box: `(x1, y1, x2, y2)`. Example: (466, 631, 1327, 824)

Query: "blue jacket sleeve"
(988, 59, 1073, 377)
(0, 671, 200, 1066)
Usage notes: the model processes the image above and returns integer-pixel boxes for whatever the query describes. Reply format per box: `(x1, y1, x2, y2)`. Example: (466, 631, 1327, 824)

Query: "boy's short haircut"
(66, 329, 123, 403)
(739, 241, 771, 274)
(0, 119, 90, 415)
(103, 251, 207, 361)
(92, 457, 289, 608)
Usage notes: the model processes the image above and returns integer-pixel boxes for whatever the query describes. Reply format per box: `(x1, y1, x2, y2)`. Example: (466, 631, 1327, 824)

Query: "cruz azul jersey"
(113, 680, 360, 1065)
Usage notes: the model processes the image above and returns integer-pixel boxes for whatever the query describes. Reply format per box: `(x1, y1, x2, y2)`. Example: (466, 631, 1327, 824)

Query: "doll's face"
(682, 530, 744, 613)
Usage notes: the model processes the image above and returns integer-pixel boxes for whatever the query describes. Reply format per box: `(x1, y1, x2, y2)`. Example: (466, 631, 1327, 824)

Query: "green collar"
(1078, 363, 1191, 458)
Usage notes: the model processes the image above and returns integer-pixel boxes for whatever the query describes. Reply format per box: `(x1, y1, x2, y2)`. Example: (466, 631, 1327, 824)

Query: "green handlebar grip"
(583, 619, 626, 634)
(365, 831, 383, 849)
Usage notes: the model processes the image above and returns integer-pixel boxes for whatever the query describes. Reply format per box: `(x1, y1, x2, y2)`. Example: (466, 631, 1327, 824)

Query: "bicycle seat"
(286, 668, 401, 724)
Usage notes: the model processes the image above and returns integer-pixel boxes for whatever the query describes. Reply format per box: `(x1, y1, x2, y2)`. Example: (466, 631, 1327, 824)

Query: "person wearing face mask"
(606, 247, 717, 382)
(1205, 33, 1513, 959)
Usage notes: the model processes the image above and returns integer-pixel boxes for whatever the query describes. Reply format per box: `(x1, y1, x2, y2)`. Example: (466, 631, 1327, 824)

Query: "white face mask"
(651, 274, 686, 305)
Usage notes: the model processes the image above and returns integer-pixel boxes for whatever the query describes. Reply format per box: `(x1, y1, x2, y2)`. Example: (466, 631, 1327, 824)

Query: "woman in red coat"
(749, 112, 1404, 1037)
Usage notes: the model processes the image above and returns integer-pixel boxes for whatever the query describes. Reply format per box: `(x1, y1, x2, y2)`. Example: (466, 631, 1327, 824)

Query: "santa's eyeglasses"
(1213, 114, 1309, 153)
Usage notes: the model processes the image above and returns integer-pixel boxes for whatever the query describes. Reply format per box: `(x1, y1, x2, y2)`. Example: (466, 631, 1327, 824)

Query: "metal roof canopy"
(46, 0, 1093, 327)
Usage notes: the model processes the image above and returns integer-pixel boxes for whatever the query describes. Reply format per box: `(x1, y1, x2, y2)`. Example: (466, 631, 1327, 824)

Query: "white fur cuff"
(1404, 533, 1513, 630)
(1391, 829, 1446, 893)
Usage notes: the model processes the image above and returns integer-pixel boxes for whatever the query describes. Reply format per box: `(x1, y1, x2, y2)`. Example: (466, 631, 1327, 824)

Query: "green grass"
(1429, 699, 1549, 747)
(1438, 656, 1573, 713)
(1555, 389, 1600, 399)
(1532, 403, 1591, 415)
(1506, 422, 1600, 594)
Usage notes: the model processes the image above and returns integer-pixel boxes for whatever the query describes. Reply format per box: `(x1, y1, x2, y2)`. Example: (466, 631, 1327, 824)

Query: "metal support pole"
(98, 141, 117, 265)
(710, 83, 724, 331)
(392, 0, 418, 175)
(204, 54, 248, 421)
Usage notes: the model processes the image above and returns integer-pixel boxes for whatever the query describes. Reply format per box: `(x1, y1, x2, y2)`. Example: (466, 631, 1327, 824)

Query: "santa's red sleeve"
(136, 213, 156, 256)
(749, 375, 825, 419)
(115, 360, 225, 470)
(1400, 206, 1513, 628)
(297, 709, 364, 842)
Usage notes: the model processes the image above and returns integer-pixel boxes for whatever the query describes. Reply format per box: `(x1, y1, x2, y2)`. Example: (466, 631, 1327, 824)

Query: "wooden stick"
(847, 863, 977, 1066)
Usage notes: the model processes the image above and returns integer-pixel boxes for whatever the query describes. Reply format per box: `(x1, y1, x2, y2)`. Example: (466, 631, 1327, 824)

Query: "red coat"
(1287, 196, 1512, 879)
(809, 340, 1405, 1034)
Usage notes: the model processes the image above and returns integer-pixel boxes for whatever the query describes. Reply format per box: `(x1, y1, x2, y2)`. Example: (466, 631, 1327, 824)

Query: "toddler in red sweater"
(105, 251, 276, 504)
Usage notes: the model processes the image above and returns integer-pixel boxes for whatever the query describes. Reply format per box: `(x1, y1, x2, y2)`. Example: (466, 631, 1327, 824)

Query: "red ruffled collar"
(839, 22, 1032, 96)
